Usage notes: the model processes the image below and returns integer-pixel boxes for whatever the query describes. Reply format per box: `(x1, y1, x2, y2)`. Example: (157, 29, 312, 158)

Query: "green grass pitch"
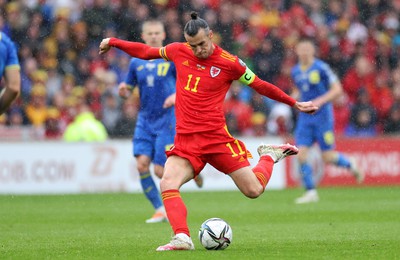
(1, 187, 399, 259)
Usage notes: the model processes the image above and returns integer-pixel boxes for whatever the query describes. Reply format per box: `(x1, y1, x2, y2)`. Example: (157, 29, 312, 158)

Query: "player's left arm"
(237, 65, 318, 114)
(312, 81, 343, 108)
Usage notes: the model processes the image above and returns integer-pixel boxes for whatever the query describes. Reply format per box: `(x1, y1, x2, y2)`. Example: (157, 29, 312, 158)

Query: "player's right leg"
(257, 143, 299, 163)
(194, 174, 204, 188)
(295, 146, 319, 204)
(230, 143, 299, 198)
(321, 151, 364, 184)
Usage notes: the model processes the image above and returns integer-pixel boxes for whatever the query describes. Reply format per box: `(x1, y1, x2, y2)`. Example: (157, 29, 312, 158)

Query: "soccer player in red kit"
(99, 12, 318, 251)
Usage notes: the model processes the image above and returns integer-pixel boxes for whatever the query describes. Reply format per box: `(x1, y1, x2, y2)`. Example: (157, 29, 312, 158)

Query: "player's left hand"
(294, 101, 318, 114)
(163, 93, 176, 108)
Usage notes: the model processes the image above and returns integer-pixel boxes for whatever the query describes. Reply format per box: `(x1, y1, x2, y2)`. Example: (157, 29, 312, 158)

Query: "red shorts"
(166, 126, 252, 176)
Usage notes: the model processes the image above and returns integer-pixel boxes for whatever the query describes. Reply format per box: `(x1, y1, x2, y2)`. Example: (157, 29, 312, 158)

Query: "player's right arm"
(99, 38, 161, 59)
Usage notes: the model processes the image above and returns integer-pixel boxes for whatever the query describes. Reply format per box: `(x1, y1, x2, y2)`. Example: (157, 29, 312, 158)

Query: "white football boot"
(295, 189, 319, 204)
(349, 158, 364, 184)
(156, 233, 195, 251)
(257, 143, 299, 163)
(145, 211, 168, 224)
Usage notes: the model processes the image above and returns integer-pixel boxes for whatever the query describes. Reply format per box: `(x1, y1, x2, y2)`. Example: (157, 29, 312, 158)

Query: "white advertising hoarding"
(0, 137, 285, 194)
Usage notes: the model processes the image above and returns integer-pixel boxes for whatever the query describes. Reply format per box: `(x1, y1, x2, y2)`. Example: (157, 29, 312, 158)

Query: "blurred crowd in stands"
(0, 0, 400, 141)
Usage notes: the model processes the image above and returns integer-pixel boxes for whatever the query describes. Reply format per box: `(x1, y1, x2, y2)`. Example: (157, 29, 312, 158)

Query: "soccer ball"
(198, 218, 232, 250)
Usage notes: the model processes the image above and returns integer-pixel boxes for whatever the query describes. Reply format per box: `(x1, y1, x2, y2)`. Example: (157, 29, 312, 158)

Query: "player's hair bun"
(190, 12, 198, 20)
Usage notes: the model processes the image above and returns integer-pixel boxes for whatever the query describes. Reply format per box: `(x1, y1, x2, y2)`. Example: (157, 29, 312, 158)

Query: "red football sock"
(252, 155, 274, 188)
(161, 189, 190, 237)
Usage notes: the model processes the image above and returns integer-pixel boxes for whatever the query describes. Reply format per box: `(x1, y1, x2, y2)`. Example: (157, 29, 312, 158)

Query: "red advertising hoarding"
(286, 137, 400, 187)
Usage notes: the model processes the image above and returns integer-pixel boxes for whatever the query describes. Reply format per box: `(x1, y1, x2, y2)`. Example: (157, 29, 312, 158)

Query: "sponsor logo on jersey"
(182, 60, 189, 66)
(210, 66, 221, 77)
(309, 70, 321, 84)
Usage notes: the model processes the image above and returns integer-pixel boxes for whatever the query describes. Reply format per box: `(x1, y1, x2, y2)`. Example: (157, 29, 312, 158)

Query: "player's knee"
(244, 186, 263, 199)
(159, 174, 178, 191)
(137, 162, 150, 173)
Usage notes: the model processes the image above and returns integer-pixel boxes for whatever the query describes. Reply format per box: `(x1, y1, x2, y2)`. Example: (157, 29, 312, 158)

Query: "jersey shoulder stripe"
(183, 42, 192, 50)
(220, 50, 236, 62)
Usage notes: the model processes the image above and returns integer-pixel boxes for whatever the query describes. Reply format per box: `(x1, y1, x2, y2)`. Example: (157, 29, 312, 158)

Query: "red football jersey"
(160, 43, 246, 134)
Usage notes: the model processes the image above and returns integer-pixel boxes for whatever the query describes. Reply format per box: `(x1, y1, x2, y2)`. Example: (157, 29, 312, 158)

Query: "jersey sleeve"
(321, 61, 339, 87)
(233, 57, 295, 106)
(125, 59, 137, 87)
(109, 38, 161, 59)
(159, 42, 182, 62)
(2, 33, 20, 69)
(230, 57, 249, 82)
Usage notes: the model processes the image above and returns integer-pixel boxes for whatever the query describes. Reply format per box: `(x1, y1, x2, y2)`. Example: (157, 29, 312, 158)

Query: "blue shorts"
(133, 119, 175, 166)
(294, 119, 335, 151)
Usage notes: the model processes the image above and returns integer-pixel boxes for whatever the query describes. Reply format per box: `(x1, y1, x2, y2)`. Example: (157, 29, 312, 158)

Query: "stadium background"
(1, 0, 400, 193)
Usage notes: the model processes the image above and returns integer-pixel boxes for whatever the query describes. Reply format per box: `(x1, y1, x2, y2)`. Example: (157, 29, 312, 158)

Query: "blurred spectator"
(25, 84, 47, 126)
(112, 98, 138, 138)
(345, 88, 378, 137)
(81, 0, 113, 43)
(253, 36, 284, 83)
(267, 102, 293, 136)
(249, 92, 271, 116)
(333, 94, 350, 135)
(365, 70, 394, 124)
(383, 105, 400, 134)
(45, 107, 62, 139)
(223, 81, 253, 135)
(7, 106, 26, 126)
(101, 91, 121, 135)
(244, 112, 267, 137)
(63, 101, 108, 142)
(342, 55, 376, 104)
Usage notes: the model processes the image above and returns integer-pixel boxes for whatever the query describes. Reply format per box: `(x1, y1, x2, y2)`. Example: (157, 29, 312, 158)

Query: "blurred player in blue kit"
(291, 38, 364, 204)
(0, 31, 20, 115)
(118, 20, 203, 223)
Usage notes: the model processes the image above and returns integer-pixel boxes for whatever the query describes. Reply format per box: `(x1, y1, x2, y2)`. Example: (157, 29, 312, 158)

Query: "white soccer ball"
(198, 217, 233, 250)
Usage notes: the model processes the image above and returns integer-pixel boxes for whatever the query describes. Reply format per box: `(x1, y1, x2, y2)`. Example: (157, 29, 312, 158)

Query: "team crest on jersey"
(210, 66, 221, 77)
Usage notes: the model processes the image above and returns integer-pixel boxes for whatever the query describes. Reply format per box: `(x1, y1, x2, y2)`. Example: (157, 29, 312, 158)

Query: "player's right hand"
(99, 38, 111, 54)
(118, 82, 131, 99)
(294, 101, 319, 114)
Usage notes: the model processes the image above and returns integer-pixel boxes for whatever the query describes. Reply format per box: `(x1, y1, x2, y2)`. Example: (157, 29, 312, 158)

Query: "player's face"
(141, 23, 166, 48)
(185, 29, 214, 59)
(296, 41, 315, 64)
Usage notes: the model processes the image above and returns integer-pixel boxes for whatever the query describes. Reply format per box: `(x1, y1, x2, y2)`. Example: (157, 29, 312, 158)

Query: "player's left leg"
(157, 155, 197, 251)
(321, 150, 364, 183)
(317, 127, 364, 183)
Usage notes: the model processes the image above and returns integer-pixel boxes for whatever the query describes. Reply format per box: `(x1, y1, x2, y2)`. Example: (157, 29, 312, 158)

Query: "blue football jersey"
(291, 58, 338, 124)
(0, 32, 20, 78)
(125, 58, 176, 132)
